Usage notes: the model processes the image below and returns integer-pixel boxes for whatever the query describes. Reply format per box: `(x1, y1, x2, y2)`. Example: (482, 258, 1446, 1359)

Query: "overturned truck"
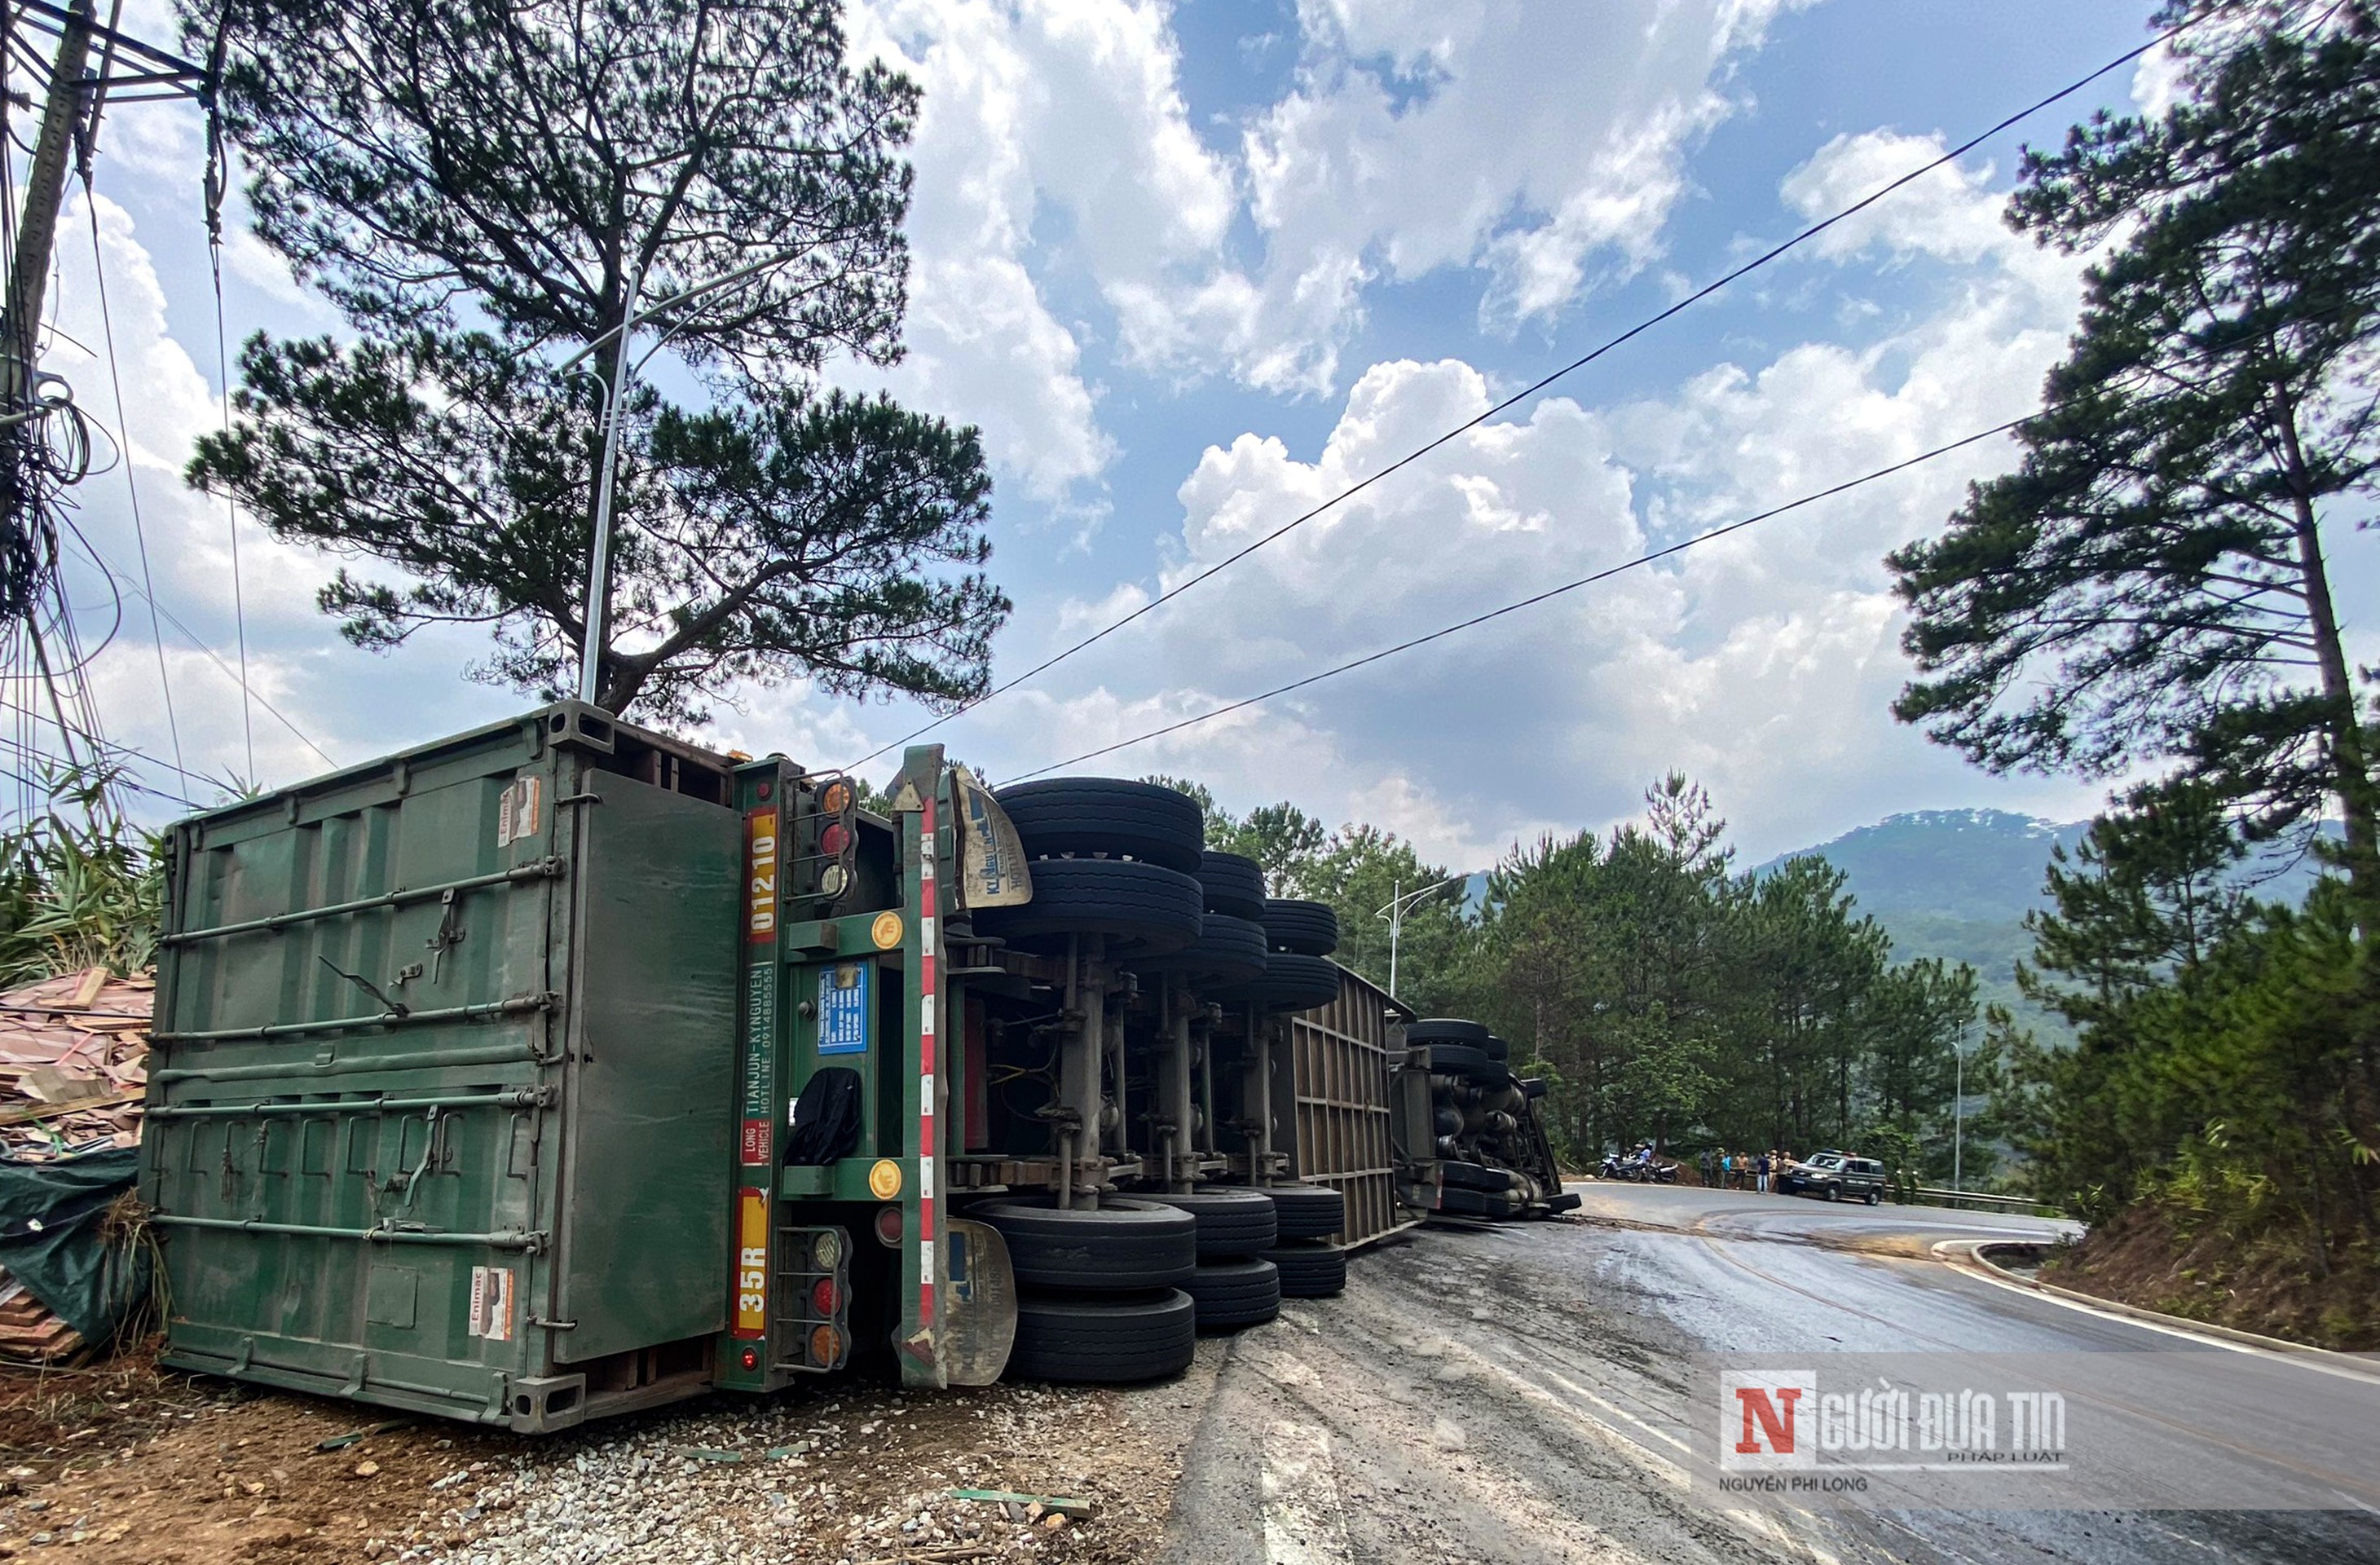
(139, 705, 1405, 1431)
(1392, 1020, 1580, 1221)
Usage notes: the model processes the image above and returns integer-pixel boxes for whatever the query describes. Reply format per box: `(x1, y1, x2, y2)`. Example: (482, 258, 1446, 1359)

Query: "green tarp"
(0, 1148, 148, 1347)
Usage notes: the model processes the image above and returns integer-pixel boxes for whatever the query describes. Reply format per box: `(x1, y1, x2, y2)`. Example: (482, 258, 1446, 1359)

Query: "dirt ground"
(0, 1338, 1216, 1563)
(2040, 1201, 2380, 1351)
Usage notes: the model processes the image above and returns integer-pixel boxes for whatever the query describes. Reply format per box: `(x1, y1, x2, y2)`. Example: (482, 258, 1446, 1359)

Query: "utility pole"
(3, 0, 96, 410)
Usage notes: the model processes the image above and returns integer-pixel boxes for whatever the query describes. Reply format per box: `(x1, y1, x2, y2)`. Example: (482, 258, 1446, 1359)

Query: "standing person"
(1756, 1150, 1771, 1195)
(1720, 1149, 1733, 1189)
(1699, 1148, 1715, 1187)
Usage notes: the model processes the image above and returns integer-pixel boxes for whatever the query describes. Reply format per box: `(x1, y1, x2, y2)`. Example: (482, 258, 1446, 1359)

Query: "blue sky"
(23, 0, 2363, 868)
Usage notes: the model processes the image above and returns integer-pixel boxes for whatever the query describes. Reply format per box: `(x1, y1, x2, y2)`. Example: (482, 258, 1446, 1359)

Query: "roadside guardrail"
(1906, 1186, 2065, 1219)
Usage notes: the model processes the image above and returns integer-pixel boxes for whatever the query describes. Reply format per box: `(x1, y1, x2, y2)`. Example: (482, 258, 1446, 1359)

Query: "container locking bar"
(146, 1087, 557, 1119)
(161, 857, 568, 946)
(146, 1214, 548, 1251)
(152, 991, 559, 1046)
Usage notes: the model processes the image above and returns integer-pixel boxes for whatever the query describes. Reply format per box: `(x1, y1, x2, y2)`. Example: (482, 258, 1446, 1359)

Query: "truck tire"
(1483, 1034, 1511, 1062)
(1439, 1161, 1514, 1194)
(1214, 951, 1342, 1013)
(1264, 1184, 1344, 1241)
(972, 857, 1203, 956)
(1006, 1288, 1197, 1383)
(1183, 1258, 1281, 1331)
(1145, 1187, 1277, 1258)
(1518, 1077, 1549, 1100)
(1265, 1241, 1348, 1298)
(1194, 852, 1267, 921)
(1130, 914, 1267, 986)
(1405, 1019, 1492, 1047)
(1423, 1043, 1494, 1078)
(991, 778, 1204, 873)
(1261, 899, 1339, 956)
(970, 1197, 1197, 1289)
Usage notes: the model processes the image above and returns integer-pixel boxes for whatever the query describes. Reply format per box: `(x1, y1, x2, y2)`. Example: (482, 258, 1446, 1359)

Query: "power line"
(1006, 413, 2038, 781)
(845, 13, 2202, 772)
(65, 533, 337, 769)
(0, 753, 194, 812)
(82, 183, 184, 782)
(0, 692, 227, 793)
(206, 231, 255, 776)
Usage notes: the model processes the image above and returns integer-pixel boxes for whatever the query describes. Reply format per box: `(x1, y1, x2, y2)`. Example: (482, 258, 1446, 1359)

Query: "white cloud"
(1122, 0, 1810, 393)
(844, 0, 1815, 423)
(911, 129, 2107, 862)
(841, 0, 1241, 502)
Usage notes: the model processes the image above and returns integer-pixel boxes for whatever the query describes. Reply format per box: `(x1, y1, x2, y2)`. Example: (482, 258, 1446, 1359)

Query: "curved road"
(1155, 1183, 2380, 1565)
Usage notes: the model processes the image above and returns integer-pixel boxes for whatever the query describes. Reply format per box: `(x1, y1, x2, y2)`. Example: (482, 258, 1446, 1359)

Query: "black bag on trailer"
(785, 1068, 863, 1166)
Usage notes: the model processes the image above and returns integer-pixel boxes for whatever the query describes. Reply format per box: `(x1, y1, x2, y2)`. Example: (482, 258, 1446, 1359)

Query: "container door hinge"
(528, 1316, 577, 1331)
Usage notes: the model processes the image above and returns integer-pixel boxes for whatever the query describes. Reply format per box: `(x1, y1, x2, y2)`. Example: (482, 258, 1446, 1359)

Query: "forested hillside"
(1157, 773, 1994, 1184)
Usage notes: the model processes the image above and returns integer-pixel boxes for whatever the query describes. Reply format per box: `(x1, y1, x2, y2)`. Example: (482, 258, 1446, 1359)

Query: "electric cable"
(843, 12, 2206, 771)
(1003, 276, 2341, 783)
(0, 693, 230, 793)
(83, 182, 185, 782)
(66, 532, 337, 769)
(206, 231, 254, 777)
(1005, 415, 2025, 781)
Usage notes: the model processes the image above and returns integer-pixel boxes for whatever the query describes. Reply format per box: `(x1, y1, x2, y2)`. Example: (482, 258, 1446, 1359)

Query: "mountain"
(1760, 808, 2336, 1048)
(1761, 809, 2088, 925)
(1756, 809, 2085, 1044)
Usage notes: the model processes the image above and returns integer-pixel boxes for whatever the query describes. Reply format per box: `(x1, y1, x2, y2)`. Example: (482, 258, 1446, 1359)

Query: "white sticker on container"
(495, 778, 543, 847)
(469, 1266, 515, 1342)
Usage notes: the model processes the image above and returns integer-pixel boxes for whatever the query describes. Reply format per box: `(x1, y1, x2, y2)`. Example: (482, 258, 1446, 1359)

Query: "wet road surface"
(1155, 1184, 2380, 1565)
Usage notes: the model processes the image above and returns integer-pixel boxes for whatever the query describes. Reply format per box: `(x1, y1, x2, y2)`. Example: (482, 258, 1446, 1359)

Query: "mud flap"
(937, 1219, 1016, 1386)
(950, 767, 1034, 910)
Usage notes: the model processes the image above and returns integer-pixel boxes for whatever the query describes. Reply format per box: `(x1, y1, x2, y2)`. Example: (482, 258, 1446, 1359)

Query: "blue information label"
(818, 963, 870, 1055)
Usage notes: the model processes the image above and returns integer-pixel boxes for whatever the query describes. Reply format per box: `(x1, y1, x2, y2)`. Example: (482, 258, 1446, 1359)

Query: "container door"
(550, 773, 741, 1362)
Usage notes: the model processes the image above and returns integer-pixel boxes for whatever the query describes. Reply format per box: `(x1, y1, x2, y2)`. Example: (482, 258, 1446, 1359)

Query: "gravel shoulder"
(0, 1341, 1222, 1563)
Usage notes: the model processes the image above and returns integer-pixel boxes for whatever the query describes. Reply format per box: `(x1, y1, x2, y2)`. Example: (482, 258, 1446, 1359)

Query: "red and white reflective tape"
(916, 795, 939, 1327)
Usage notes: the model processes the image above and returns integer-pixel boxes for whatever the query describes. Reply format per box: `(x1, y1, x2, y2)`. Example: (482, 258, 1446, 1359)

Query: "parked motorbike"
(1597, 1154, 1680, 1184)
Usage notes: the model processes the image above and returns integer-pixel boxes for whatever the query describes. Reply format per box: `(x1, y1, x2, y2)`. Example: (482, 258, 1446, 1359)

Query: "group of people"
(1699, 1147, 1792, 1192)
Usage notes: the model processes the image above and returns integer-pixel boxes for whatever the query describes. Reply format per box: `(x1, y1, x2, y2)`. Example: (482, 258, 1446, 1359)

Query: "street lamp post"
(1373, 875, 1461, 1000)
(1951, 1022, 1969, 1194)
(556, 246, 809, 708)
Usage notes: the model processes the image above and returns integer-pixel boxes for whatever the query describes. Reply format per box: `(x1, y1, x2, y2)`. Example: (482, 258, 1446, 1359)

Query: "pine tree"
(182, 0, 1008, 721)
(1891, 3, 2380, 904)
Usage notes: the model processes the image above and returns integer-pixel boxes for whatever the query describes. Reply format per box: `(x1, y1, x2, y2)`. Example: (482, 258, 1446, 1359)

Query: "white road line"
(1934, 1241, 2380, 1387)
(1260, 1420, 1351, 1565)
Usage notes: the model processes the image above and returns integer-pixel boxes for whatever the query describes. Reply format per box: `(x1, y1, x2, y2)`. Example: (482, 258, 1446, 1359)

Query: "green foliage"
(184, 0, 1008, 724)
(2008, 787, 2378, 1270)
(0, 769, 165, 988)
(1889, 2, 2380, 885)
(1155, 771, 1983, 1168)
(1461, 778, 1981, 1164)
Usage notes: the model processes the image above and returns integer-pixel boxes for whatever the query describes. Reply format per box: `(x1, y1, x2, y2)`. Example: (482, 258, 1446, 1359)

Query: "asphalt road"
(1155, 1183, 2380, 1565)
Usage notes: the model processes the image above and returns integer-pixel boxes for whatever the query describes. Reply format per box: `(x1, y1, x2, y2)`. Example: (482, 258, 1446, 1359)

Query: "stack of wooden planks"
(0, 1271, 86, 1365)
(0, 968, 150, 1160)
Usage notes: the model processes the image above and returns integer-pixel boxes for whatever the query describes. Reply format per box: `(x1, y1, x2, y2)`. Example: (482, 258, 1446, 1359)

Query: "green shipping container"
(142, 704, 743, 1431)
